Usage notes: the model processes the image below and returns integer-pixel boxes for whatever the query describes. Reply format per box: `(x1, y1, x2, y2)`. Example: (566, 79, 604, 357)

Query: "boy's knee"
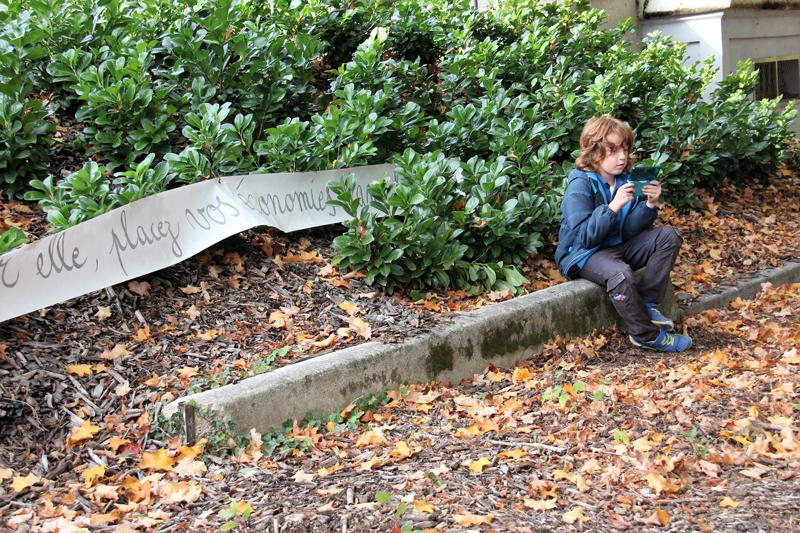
(658, 226, 682, 248)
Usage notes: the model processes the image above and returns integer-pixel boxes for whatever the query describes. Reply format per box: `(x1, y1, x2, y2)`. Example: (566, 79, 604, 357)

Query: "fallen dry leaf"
(291, 470, 315, 483)
(720, 496, 740, 508)
(465, 457, 491, 473)
(176, 438, 207, 461)
(94, 306, 112, 320)
(180, 285, 202, 295)
(11, 473, 41, 493)
(68, 421, 101, 446)
(81, 465, 105, 488)
(562, 506, 588, 525)
(642, 509, 670, 527)
(338, 300, 361, 316)
(512, 367, 534, 383)
(524, 498, 557, 511)
(139, 449, 175, 472)
(128, 280, 151, 296)
(100, 343, 131, 360)
(66, 364, 93, 377)
(413, 500, 435, 513)
(173, 460, 207, 477)
(356, 429, 389, 448)
(161, 481, 202, 503)
(107, 437, 132, 452)
(388, 440, 414, 460)
(453, 513, 493, 527)
(348, 315, 372, 339)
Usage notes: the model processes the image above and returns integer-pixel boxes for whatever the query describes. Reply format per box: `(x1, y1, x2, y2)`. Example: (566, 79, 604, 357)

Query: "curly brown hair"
(575, 116, 635, 172)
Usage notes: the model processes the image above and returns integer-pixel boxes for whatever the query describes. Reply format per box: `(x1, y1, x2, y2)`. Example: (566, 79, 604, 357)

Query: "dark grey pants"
(578, 226, 683, 342)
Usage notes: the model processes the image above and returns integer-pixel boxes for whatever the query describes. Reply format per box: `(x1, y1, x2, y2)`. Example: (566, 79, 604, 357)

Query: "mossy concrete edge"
(165, 261, 798, 438)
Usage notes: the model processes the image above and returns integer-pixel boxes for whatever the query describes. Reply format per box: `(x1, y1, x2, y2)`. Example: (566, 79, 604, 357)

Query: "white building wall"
(641, 11, 725, 93)
(641, 7, 800, 133)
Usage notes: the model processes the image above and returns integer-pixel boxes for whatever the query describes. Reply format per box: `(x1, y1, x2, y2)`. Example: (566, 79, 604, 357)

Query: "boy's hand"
(609, 183, 634, 213)
(643, 181, 662, 208)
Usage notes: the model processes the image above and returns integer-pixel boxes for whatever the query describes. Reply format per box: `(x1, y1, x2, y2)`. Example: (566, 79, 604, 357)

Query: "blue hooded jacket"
(555, 169, 657, 278)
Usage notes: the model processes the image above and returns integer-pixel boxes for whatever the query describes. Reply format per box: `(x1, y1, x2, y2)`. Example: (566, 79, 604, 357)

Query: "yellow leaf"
(196, 329, 218, 341)
(645, 472, 680, 494)
(11, 473, 41, 493)
(632, 437, 653, 452)
(455, 424, 484, 438)
(465, 457, 491, 473)
(139, 449, 175, 472)
(100, 343, 131, 360)
(81, 465, 105, 488)
(180, 285, 202, 294)
(453, 513, 493, 526)
(388, 440, 413, 459)
(498, 448, 527, 460)
(171, 368, 196, 384)
(348, 315, 372, 340)
(709, 248, 723, 261)
(90, 510, 121, 526)
(317, 462, 342, 477)
(356, 429, 389, 448)
(562, 506, 587, 525)
(93, 484, 120, 501)
(232, 500, 251, 516)
(95, 306, 112, 320)
(642, 509, 670, 526)
(68, 421, 102, 446)
(162, 481, 202, 503)
(177, 438, 207, 461)
(553, 469, 575, 482)
(133, 325, 151, 341)
(67, 364, 93, 377)
(413, 500, 435, 513)
(488, 371, 506, 383)
(338, 300, 361, 316)
(107, 437, 132, 452)
(269, 311, 288, 329)
(512, 367, 534, 383)
(524, 498, 557, 511)
(312, 334, 337, 349)
(173, 459, 208, 477)
(720, 496, 739, 508)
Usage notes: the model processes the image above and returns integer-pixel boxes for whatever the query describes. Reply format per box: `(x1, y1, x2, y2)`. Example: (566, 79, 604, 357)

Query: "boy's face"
(598, 132, 629, 181)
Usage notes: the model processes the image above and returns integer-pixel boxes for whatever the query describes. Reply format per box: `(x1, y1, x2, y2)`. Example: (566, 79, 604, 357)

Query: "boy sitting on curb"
(555, 116, 692, 352)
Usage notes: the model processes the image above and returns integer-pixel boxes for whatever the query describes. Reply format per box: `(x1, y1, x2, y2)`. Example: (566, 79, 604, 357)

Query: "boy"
(555, 116, 692, 352)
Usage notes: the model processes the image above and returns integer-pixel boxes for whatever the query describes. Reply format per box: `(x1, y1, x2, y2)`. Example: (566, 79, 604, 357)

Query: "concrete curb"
(678, 261, 800, 317)
(165, 261, 799, 438)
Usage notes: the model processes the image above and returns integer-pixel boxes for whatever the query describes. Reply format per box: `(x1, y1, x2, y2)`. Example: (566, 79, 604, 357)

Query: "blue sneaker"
(647, 304, 674, 331)
(629, 330, 692, 352)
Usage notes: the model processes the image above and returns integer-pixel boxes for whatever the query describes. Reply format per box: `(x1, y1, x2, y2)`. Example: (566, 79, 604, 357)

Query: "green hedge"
(0, 0, 795, 292)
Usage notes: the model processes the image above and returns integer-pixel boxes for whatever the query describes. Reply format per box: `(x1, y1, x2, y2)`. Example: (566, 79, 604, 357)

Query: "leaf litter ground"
(0, 172, 798, 530)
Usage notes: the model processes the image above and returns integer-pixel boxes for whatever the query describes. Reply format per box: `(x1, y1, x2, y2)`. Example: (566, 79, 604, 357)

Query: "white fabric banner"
(0, 164, 393, 323)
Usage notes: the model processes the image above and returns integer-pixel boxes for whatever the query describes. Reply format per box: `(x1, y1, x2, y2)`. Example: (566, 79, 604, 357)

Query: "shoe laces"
(659, 333, 676, 347)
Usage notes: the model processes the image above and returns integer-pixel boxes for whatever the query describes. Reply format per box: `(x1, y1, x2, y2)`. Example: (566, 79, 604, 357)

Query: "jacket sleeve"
(561, 180, 619, 250)
(622, 200, 658, 240)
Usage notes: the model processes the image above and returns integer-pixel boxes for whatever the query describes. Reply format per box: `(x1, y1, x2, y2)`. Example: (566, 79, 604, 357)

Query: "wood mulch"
(0, 170, 798, 530)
